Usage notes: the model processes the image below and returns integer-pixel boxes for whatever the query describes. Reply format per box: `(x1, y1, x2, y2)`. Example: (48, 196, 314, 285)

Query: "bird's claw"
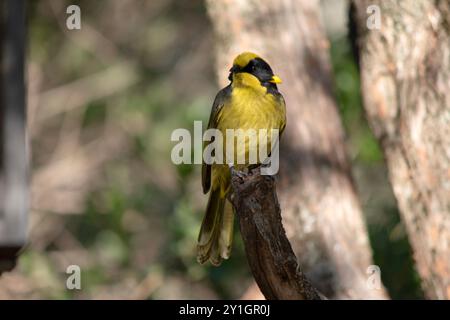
(230, 166, 247, 180)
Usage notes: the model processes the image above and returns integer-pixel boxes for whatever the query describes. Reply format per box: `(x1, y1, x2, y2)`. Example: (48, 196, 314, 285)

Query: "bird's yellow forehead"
(233, 52, 260, 68)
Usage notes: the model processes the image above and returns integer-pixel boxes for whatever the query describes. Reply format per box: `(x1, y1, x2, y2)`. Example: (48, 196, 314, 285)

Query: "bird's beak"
(269, 75, 282, 84)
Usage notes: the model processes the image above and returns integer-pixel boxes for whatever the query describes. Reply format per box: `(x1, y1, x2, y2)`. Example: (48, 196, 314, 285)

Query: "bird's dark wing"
(279, 93, 286, 137)
(202, 85, 231, 194)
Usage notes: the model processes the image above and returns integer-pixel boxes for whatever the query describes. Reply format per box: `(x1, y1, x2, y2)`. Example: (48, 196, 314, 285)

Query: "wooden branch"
(228, 167, 322, 300)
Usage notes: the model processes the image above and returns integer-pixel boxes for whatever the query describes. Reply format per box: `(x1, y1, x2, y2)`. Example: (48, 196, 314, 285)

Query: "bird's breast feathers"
(218, 85, 285, 132)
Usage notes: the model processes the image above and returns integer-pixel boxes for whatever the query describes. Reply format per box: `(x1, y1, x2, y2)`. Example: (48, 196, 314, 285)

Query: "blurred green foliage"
(330, 37, 382, 163)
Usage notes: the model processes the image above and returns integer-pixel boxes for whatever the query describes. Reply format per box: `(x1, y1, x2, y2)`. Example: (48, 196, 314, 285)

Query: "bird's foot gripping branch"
(227, 165, 323, 300)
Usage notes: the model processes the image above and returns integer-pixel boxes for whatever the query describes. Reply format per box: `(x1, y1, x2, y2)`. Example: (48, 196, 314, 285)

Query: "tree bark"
(351, 0, 450, 299)
(206, 0, 386, 299)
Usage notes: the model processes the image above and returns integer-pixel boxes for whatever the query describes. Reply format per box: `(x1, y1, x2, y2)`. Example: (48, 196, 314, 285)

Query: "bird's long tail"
(197, 188, 234, 266)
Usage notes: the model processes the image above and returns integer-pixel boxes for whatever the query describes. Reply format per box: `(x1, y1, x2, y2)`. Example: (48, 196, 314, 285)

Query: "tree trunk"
(351, 0, 450, 299)
(206, 0, 386, 299)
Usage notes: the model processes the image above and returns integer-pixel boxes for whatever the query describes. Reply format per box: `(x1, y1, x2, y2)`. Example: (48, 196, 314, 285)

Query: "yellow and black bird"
(198, 52, 286, 266)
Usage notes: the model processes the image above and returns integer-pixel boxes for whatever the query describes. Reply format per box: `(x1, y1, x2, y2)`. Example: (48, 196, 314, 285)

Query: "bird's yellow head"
(229, 52, 282, 89)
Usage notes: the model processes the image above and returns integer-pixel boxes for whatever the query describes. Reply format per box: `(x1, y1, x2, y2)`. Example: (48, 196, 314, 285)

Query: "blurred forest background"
(0, 0, 423, 299)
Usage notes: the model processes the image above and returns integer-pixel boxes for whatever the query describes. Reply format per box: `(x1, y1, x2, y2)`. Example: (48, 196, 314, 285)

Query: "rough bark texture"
(351, 0, 450, 299)
(229, 167, 321, 300)
(206, 0, 386, 299)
